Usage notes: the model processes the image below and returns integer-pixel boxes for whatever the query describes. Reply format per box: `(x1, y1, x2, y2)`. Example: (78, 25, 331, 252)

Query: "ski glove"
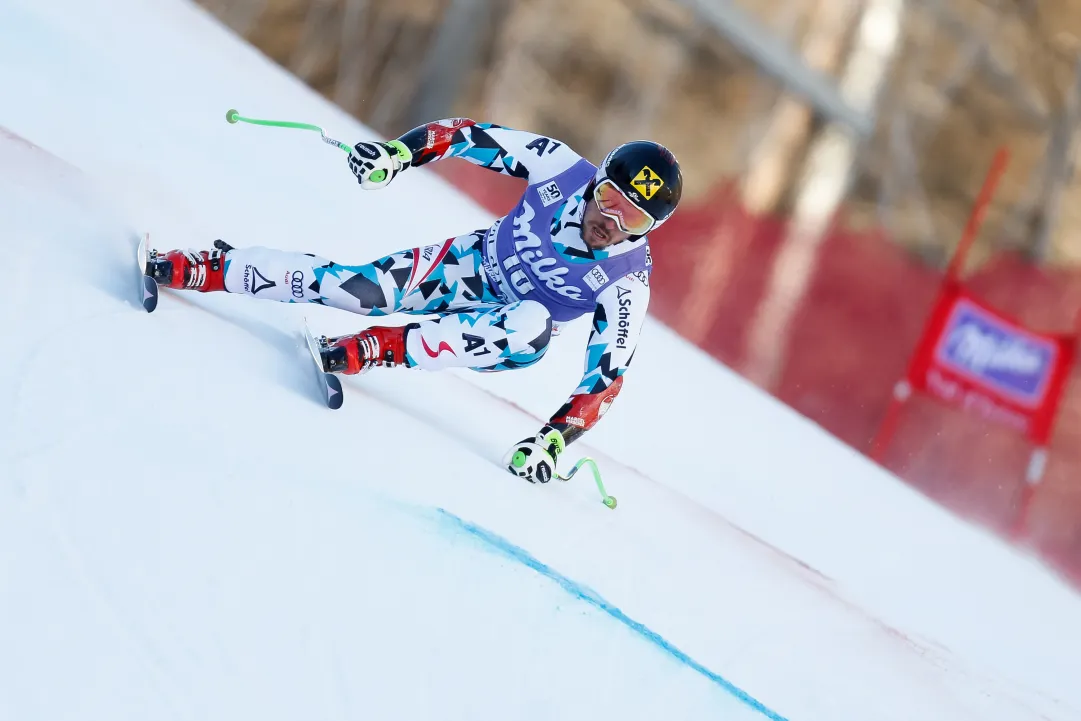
(503, 426, 566, 484)
(348, 139, 412, 190)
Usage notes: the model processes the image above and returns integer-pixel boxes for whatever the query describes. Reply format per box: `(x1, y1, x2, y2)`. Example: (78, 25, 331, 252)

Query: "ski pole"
(557, 457, 617, 509)
(224, 109, 401, 185)
(225, 108, 353, 154)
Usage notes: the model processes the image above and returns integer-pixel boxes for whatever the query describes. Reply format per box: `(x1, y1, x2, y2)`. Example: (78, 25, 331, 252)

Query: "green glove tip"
(369, 169, 387, 184)
(511, 451, 527, 469)
(225, 109, 239, 124)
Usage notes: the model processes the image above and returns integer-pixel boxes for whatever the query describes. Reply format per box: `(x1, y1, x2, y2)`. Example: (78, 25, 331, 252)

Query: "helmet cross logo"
(630, 166, 664, 200)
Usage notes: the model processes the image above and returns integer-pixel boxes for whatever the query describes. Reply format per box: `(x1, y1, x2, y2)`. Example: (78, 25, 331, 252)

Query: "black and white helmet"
(594, 140, 683, 234)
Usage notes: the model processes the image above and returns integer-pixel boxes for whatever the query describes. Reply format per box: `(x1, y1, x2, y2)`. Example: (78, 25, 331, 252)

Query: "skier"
(143, 118, 682, 484)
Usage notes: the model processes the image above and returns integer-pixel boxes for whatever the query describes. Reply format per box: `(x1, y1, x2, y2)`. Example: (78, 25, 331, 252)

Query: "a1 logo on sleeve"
(583, 266, 610, 291)
(538, 181, 563, 207)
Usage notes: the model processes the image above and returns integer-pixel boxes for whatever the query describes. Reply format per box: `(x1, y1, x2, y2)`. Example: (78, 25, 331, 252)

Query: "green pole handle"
(557, 457, 617, 509)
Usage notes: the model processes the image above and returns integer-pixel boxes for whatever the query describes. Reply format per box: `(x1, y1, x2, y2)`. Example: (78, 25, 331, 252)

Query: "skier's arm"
(394, 119, 584, 183)
(547, 271, 650, 446)
(503, 272, 649, 483)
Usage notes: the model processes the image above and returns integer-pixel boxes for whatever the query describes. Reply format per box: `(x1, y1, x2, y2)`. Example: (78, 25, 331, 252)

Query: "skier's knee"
(510, 300, 553, 357)
(496, 300, 551, 369)
(469, 301, 552, 373)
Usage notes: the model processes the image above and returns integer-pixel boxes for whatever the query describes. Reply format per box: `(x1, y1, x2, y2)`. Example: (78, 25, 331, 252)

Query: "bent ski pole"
(225, 109, 409, 185)
(557, 457, 617, 509)
(225, 108, 352, 154)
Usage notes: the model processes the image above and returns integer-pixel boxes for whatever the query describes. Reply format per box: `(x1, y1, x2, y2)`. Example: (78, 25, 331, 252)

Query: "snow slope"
(1, 1, 1080, 719)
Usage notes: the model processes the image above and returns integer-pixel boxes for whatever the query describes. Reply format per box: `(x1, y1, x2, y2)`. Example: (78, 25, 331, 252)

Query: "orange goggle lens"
(594, 179, 655, 235)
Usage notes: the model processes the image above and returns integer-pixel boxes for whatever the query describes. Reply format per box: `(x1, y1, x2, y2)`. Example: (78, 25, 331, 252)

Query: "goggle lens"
(594, 179, 656, 235)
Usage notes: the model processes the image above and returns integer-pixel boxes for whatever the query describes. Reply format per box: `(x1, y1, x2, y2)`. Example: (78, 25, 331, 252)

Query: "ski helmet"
(593, 140, 683, 235)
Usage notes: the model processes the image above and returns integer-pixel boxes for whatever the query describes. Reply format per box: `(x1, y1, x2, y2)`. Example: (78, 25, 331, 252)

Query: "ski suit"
(221, 119, 652, 445)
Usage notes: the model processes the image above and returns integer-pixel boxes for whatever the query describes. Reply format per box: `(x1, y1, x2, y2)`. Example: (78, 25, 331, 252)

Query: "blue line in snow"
(434, 508, 789, 721)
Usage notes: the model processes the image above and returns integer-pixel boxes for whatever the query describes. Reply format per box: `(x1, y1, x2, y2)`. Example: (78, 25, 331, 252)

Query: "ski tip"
(136, 232, 149, 271)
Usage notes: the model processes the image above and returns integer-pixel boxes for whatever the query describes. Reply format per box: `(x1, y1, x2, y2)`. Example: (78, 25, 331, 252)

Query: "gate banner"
(906, 283, 1076, 444)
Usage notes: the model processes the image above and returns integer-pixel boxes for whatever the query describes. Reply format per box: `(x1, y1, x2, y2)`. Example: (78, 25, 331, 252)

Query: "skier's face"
(582, 199, 632, 249)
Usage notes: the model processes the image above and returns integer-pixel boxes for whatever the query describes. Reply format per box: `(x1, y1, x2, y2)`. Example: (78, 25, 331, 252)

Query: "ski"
(136, 232, 159, 313)
(302, 318, 344, 410)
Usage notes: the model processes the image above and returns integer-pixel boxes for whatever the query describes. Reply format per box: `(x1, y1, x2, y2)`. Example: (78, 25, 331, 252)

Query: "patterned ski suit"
(222, 119, 652, 445)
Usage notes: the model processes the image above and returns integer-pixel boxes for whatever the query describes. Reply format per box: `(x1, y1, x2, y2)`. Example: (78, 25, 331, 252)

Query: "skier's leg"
(410, 300, 553, 371)
(145, 230, 500, 316)
(218, 245, 409, 313)
(287, 230, 531, 374)
(145, 233, 546, 375)
(405, 300, 554, 371)
(144, 241, 331, 302)
(373, 229, 505, 315)
(320, 299, 552, 375)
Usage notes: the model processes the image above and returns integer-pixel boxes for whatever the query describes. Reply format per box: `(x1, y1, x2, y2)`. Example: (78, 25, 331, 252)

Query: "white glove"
(503, 426, 566, 484)
(348, 139, 412, 190)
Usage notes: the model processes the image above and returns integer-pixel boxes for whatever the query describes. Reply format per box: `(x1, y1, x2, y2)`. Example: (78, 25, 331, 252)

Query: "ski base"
(303, 319, 344, 410)
(141, 275, 159, 313)
(136, 232, 159, 313)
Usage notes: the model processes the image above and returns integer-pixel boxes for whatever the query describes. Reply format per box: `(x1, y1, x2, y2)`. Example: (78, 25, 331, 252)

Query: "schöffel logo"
(935, 299, 1057, 407)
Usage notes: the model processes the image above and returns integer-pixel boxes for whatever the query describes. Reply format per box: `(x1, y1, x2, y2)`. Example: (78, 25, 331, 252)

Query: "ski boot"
(318, 324, 415, 375)
(145, 239, 234, 292)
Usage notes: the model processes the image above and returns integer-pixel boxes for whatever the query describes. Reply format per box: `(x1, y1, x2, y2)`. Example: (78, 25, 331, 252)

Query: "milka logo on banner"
(935, 299, 1056, 406)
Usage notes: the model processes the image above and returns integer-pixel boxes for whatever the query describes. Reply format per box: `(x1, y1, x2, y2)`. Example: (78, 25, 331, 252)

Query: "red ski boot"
(320, 324, 415, 375)
(145, 239, 232, 292)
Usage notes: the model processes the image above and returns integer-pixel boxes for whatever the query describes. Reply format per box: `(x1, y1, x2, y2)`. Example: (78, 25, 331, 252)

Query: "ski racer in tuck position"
(144, 119, 683, 484)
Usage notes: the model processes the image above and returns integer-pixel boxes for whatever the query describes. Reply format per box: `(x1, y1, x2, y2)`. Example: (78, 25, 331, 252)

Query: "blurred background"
(198, 0, 1081, 584)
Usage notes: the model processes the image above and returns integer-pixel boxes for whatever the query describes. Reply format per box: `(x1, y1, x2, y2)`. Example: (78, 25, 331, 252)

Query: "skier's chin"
(584, 224, 610, 248)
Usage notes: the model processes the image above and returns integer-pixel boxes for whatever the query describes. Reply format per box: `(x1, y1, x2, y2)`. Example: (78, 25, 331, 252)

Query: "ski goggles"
(594, 178, 657, 235)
